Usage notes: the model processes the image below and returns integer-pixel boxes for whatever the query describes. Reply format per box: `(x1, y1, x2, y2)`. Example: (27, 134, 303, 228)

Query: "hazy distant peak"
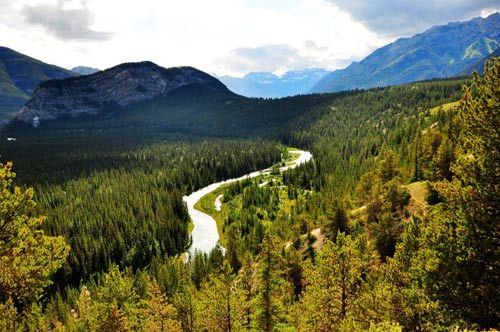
(71, 66, 100, 75)
(219, 68, 331, 98)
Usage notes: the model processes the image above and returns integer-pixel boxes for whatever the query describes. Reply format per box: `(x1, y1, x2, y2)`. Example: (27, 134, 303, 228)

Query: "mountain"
(311, 13, 500, 93)
(218, 68, 330, 98)
(456, 47, 500, 76)
(0, 47, 76, 120)
(71, 66, 100, 75)
(16, 61, 236, 125)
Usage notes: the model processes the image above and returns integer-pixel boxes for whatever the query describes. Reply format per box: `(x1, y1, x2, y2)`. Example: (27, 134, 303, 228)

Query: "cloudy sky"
(0, 0, 498, 76)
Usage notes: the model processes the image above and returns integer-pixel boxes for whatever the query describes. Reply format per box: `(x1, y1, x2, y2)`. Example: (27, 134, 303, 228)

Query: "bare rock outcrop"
(17, 61, 233, 124)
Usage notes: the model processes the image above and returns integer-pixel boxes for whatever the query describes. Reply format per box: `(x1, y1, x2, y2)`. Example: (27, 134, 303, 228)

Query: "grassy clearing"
(429, 101, 460, 115)
(406, 181, 429, 206)
(405, 181, 430, 216)
(285, 151, 301, 166)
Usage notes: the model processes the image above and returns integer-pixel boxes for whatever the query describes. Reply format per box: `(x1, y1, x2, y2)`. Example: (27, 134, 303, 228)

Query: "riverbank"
(183, 147, 312, 254)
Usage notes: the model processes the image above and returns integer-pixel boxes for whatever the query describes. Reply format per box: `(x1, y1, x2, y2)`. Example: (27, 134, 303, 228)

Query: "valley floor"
(185, 148, 312, 254)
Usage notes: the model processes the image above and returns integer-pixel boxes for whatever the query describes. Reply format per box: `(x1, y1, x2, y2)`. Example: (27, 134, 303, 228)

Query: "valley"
(0, 7, 498, 331)
(3, 67, 494, 329)
(1, 59, 497, 330)
(186, 148, 312, 254)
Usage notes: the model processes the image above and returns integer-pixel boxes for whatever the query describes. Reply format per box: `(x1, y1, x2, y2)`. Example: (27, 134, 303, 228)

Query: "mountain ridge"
(456, 47, 500, 76)
(311, 13, 500, 93)
(17, 61, 236, 125)
(0, 46, 76, 120)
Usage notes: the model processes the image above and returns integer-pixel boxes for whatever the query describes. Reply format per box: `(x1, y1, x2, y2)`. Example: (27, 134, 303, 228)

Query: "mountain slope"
(0, 47, 76, 120)
(218, 68, 330, 98)
(17, 61, 236, 125)
(71, 66, 100, 75)
(456, 47, 500, 76)
(311, 13, 500, 93)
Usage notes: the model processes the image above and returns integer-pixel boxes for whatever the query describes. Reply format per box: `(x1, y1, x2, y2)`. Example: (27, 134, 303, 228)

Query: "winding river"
(183, 149, 312, 255)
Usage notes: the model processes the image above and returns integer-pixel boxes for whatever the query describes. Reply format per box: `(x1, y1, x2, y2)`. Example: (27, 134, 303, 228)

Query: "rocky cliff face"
(17, 61, 234, 125)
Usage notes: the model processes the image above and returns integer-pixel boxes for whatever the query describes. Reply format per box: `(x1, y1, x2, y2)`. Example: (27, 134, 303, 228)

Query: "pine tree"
(0, 298, 18, 331)
(68, 286, 98, 331)
(429, 58, 500, 327)
(101, 307, 128, 332)
(172, 281, 195, 332)
(412, 134, 422, 181)
(382, 217, 442, 330)
(252, 233, 290, 331)
(0, 162, 69, 307)
(141, 280, 181, 332)
(326, 199, 349, 237)
(377, 150, 400, 183)
(298, 233, 369, 330)
(194, 261, 241, 331)
(432, 137, 455, 180)
(226, 227, 242, 272)
(234, 255, 255, 331)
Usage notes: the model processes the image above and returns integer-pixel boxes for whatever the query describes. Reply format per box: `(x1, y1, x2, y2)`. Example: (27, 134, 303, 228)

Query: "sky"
(0, 0, 498, 77)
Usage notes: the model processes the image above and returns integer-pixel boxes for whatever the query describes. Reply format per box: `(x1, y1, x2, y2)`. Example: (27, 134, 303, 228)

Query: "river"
(183, 149, 312, 255)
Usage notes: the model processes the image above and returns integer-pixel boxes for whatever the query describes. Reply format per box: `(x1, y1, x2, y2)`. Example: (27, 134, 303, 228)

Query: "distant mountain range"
(0, 13, 499, 123)
(311, 13, 500, 93)
(219, 13, 499, 96)
(17, 62, 235, 125)
(71, 66, 100, 75)
(218, 68, 330, 98)
(0, 47, 75, 120)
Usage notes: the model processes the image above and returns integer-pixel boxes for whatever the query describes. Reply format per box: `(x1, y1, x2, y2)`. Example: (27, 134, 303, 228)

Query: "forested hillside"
(0, 59, 497, 331)
(0, 47, 75, 120)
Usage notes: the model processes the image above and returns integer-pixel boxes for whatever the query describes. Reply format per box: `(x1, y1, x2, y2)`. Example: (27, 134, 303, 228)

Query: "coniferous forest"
(0, 58, 498, 331)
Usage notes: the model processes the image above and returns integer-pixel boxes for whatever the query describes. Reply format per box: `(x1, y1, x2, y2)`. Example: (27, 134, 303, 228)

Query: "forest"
(0, 58, 498, 331)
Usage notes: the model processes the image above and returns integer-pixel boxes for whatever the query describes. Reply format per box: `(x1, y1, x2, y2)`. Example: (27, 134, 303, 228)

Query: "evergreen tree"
(377, 150, 400, 183)
(234, 255, 255, 331)
(140, 280, 181, 332)
(298, 233, 370, 330)
(382, 217, 442, 330)
(428, 58, 499, 327)
(0, 162, 69, 307)
(326, 199, 349, 237)
(226, 227, 242, 272)
(0, 298, 19, 331)
(194, 262, 241, 332)
(252, 233, 290, 331)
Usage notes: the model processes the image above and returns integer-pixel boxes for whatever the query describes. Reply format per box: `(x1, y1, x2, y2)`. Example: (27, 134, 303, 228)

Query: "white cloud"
(0, 0, 496, 76)
(0, 0, 388, 75)
(325, 0, 500, 36)
(215, 44, 314, 74)
(22, 0, 113, 41)
(215, 43, 357, 77)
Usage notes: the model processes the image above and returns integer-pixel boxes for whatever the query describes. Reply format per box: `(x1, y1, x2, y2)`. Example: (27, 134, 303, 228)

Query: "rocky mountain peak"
(17, 61, 234, 125)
